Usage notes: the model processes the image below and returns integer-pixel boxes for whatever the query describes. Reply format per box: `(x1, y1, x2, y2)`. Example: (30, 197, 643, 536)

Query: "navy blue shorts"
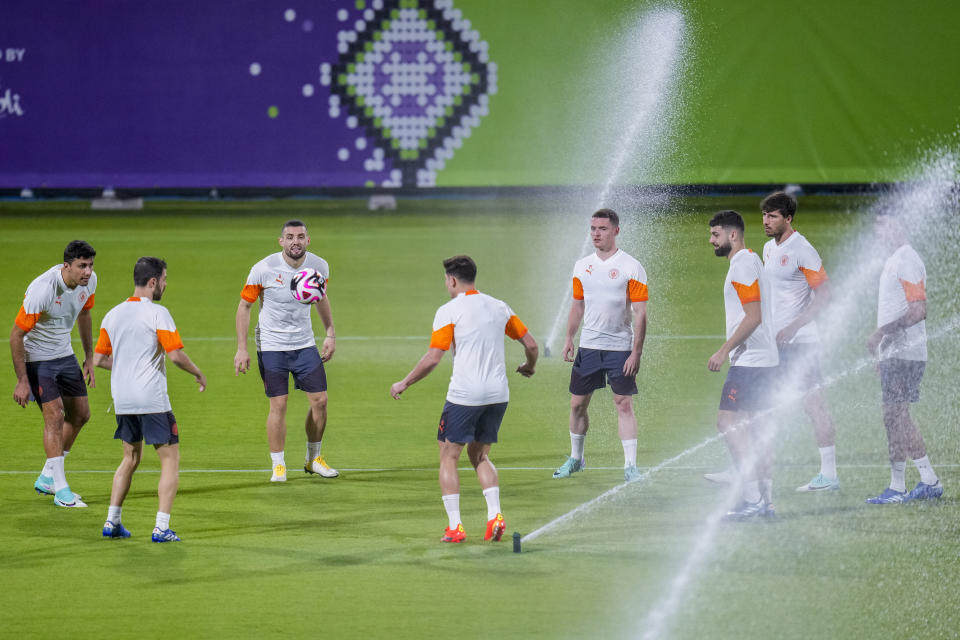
(569, 348, 637, 396)
(879, 358, 925, 404)
(719, 366, 776, 412)
(115, 411, 179, 446)
(437, 401, 508, 444)
(777, 344, 824, 392)
(257, 348, 327, 397)
(25, 355, 87, 404)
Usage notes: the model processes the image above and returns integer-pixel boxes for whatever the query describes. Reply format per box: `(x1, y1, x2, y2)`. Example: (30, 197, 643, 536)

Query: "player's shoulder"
(23, 266, 59, 298)
(251, 253, 280, 271)
(304, 252, 329, 273)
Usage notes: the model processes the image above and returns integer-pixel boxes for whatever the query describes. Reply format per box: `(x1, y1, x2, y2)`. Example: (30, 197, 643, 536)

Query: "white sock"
(482, 487, 501, 519)
(819, 445, 837, 479)
(890, 461, 907, 493)
(63, 449, 70, 457)
(621, 439, 638, 468)
(107, 505, 122, 524)
(912, 456, 938, 485)
(50, 456, 67, 492)
(41, 458, 54, 478)
(441, 494, 460, 529)
(570, 433, 585, 461)
(742, 479, 761, 504)
(307, 441, 321, 462)
(155, 511, 171, 531)
(270, 451, 285, 467)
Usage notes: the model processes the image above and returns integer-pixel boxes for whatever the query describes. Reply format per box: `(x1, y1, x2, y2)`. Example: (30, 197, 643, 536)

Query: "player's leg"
(438, 439, 467, 542)
(60, 395, 91, 455)
(469, 402, 507, 541)
(793, 346, 839, 491)
(893, 361, 941, 501)
(37, 396, 86, 507)
(104, 437, 141, 539)
(555, 349, 605, 478)
(258, 351, 291, 481)
(304, 390, 338, 477)
(292, 348, 337, 477)
(153, 442, 181, 542)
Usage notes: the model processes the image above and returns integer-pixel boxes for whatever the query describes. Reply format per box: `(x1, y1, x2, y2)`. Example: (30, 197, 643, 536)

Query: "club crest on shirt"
(78, 292, 87, 304)
(54, 298, 62, 306)
(608, 268, 619, 279)
(780, 255, 789, 267)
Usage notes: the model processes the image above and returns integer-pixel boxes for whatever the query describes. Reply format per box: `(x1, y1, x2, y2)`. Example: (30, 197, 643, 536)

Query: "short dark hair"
(592, 208, 620, 227)
(760, 191, 797, 220)
(443, 255, 477, 283)
(708, 210, 745, 233)
(133, 257, 167, 286)
(63, 240, 96, 263)
(281, 219, 307, 234)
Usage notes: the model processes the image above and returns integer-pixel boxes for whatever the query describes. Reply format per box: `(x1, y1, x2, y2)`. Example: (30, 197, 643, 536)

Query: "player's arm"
(564, 299, 585, 362)
(315, 296, 336, 362)
(777, 280, 832, 345)
(515, 332, 539, 378)
(10, 324, 31, 407)
(77, 307, 95, 387)
(390, 347, 445, 399)
(624, 300, 647, 376)
(168, 348, 207, 392)
(866, 299, 926, 356)
(234, 298, 254, 375)
(708, 300, 761, 372)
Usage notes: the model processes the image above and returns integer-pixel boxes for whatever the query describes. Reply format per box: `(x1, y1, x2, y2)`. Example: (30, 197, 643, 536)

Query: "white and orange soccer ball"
(290, 268, 325, 304)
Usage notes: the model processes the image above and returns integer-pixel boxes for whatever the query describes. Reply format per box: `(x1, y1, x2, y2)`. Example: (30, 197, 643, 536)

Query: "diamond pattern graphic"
(321, 0, 497, 187)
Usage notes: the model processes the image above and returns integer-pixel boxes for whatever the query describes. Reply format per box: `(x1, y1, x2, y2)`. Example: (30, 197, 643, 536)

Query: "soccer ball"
(290, 268, 325, 304)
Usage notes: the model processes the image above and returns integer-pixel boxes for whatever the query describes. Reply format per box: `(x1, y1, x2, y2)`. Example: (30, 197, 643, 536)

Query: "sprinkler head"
(513, 532, 522, 553)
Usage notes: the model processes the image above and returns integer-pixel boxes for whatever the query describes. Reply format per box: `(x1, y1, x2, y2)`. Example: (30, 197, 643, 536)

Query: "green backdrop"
(441, 0, 960, 185)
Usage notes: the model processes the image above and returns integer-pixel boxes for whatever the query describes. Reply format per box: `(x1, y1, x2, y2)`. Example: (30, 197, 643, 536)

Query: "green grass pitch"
(1, 197, 958, 638)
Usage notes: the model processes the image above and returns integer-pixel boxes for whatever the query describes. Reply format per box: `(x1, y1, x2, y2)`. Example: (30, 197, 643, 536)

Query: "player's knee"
(613, 394, 634, 414)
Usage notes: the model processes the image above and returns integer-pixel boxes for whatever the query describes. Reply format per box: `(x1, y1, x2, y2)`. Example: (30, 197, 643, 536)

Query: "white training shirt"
(16, 265, 97, 362)
(877, 244, 927, 362)
(241, 252, 330, 352)
(762, 231, 828, 344)
(723, 249, 778, 367)
(571, 249, 648, 351)
(429, 290, 529, 406)
(95, 297, 184, 414)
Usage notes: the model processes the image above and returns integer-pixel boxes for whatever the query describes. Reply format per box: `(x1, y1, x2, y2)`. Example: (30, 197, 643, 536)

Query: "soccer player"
(235, 220, 338, 482)
(10, 240, 97, 507)
(707, 211, 779, 519)
(761, 191, 840, 492)
(554, 209, 648, 482)
(864, 214, 942, 504)
(389, 256, 538, 543)
(93, 257, 206, 542)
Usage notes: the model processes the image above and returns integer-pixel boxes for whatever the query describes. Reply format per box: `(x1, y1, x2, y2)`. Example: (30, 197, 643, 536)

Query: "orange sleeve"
(157, 329, 184, 352)
(800, 266, 828, 289)
(94, 328, 112, 355)
(241, 284, 263, 303)
(572, 277, 584, 300)
(628, 279, 648, 302)
(15, 305, 41, 332)
(900, 279, 926, 302)
(82, 293, 96, 310)
(504, 315, 529, 340)
(732, 280, 761, 304)
(430, 323, 454, 351)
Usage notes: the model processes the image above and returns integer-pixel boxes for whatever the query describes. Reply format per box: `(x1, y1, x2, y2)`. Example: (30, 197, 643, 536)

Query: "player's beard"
(285, 246, 305, 261)
(713, 242, 731, 257)
(153, 286, 164, 301)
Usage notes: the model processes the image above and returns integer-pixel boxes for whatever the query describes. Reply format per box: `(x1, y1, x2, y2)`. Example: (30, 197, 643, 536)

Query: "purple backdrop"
(0, 0, 494, 188)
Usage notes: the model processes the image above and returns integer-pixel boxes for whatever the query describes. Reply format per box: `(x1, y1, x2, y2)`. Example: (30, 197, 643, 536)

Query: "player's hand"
(776, 325, 798, 345)
(623, 352, 641, 376)
(389, 381, 407, 399)
(321, 336, 336, 362)
(865, 330, 885, 357)
(707, 349, 727, 372)
(195, 372, 207, 392)
(234, 349, 250, 375)
(562, 341, 576, 362)
(516, 362, 535, 378)
(13, 380, 31, 407)
(82, 358, 96, 388)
